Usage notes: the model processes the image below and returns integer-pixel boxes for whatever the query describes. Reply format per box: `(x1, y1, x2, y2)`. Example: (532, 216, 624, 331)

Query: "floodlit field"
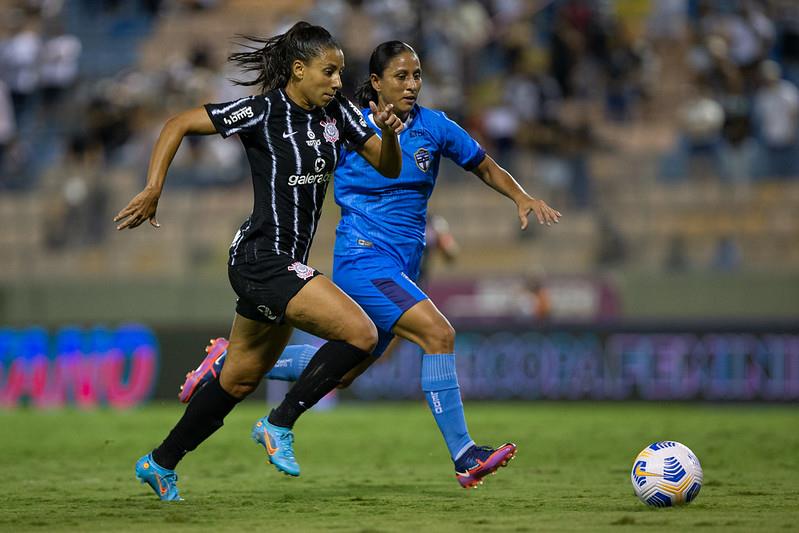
(1, 402, 797, 532)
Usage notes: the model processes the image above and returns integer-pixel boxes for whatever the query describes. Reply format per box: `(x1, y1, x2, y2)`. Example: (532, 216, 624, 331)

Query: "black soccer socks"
(152, 378, 240, 470)
(268, 340, 370, 428)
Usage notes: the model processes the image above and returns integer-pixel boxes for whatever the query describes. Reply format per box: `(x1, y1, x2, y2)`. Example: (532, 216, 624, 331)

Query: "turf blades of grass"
(1, 403, 797, 532)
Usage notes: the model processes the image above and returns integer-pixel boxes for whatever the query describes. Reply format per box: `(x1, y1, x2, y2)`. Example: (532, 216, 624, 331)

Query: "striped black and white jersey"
(204, 88, 375, 265)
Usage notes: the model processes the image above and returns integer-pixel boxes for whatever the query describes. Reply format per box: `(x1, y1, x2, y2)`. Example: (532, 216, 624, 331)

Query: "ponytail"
(355, 77, 378, 108)
(228, 21, 340, 94)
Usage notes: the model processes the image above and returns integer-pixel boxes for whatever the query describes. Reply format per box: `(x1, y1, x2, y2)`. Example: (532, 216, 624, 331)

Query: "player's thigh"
(220, 313, 293, 390)
(333, 251, 427, 356)
(392, 299, 455, 353)
(284, 275, 377, 351)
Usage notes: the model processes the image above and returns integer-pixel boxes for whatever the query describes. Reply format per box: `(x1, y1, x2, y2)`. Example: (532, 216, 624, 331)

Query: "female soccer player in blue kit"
(181, 41, 561, 489)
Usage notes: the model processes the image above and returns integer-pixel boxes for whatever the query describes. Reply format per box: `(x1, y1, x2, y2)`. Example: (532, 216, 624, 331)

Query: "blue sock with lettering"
(265, 344, 318, 382)
(421, 353, 474, 461)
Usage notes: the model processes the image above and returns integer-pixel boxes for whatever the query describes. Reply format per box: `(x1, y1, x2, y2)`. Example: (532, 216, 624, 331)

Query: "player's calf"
(180, 339, 321, 403)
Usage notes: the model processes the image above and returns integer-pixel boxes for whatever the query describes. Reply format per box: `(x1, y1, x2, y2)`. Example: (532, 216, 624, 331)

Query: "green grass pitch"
(1, 402, 797, 532)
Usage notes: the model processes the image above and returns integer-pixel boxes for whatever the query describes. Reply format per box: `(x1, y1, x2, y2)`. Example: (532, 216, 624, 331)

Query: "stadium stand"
(1, 0, 798, 285)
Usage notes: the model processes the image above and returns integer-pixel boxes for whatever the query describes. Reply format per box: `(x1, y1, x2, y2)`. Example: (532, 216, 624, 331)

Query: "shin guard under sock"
(268, 340, 370, 428)
(421, 353, 474, 461)
(152, 378, 240, 469)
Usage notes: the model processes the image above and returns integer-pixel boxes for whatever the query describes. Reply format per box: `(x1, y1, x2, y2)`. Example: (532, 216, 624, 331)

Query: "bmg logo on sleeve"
(223, 106, 254, 125)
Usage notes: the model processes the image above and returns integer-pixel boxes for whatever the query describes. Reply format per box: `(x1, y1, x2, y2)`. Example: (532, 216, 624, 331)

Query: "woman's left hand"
(114, 187, 162, 230)
(370, 101, 404, 134)
(517, 197, 561, 230)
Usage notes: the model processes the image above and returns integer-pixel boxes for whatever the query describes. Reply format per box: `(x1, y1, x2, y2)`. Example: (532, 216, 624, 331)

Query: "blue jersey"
(334, 104, 485, 267)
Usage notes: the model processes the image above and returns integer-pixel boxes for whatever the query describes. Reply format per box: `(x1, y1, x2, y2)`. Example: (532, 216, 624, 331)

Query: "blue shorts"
(333, 247, 427, 356)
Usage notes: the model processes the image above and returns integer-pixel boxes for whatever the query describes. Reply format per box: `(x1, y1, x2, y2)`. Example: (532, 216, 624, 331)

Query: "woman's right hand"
(114, 187, 161, 230)
(370, 101, 404, 134)
(113, 107, 216, 230)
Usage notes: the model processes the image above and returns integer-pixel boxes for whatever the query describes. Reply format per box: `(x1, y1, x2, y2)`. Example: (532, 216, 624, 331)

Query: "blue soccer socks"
(421, 353, 474, 461)
(180, 341, 318, 403)
(265, 344, 318, 382)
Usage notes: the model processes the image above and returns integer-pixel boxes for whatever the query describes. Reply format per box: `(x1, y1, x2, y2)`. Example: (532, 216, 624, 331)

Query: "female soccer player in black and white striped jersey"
(114, 21, 403, 501)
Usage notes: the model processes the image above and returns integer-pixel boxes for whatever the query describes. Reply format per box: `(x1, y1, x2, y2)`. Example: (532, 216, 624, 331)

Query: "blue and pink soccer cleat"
(454, 443, 517, 488)
(252, 416, 300, 477)
(135, 453, 182, 501)
(179, 337, 229, 403)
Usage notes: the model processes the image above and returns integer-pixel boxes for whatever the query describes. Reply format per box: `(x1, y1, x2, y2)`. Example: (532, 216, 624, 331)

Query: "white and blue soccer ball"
(631, 441, 703, 507)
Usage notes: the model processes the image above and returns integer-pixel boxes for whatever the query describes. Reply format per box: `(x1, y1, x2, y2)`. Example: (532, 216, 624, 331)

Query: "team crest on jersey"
(288, 262, 316, 280)
(320, 118, 339, 143)
(414, 147, 432, 172)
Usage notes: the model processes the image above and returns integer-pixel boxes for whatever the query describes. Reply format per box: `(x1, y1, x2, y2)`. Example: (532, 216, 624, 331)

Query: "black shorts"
(228, 253, 323, 324)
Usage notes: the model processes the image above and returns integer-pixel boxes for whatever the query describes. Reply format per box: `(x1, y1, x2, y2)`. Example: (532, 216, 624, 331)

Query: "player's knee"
(344, 319, 378, 354)
(420, 321, 455, 354)
(220, 377, 260, 399)
(219, 356, 266, 399)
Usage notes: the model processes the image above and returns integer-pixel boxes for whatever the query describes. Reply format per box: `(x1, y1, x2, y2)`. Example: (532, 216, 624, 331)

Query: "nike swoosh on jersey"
(282, 131, 298, 138)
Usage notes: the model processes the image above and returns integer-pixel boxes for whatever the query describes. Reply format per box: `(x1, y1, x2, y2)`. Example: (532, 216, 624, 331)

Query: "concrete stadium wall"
(1, 272, 798, 326)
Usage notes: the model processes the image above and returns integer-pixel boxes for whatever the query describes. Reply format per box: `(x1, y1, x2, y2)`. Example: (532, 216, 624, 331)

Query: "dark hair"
(355, 41, 418, 107)
(228, 21, 340, 94)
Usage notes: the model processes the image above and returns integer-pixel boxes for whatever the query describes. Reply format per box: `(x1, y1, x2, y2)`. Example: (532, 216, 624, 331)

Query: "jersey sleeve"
(334, 94, 375, 148)
(437, 111, 486, 170)
(204, 95, 266, 138)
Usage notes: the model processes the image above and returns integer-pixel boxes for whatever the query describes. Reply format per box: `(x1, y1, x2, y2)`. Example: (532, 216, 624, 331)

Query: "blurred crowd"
(665, 0, 799, 182)
(312, 0, 656, 210)
(0, 0, 227, 247)
(0, 0, 797, 265)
